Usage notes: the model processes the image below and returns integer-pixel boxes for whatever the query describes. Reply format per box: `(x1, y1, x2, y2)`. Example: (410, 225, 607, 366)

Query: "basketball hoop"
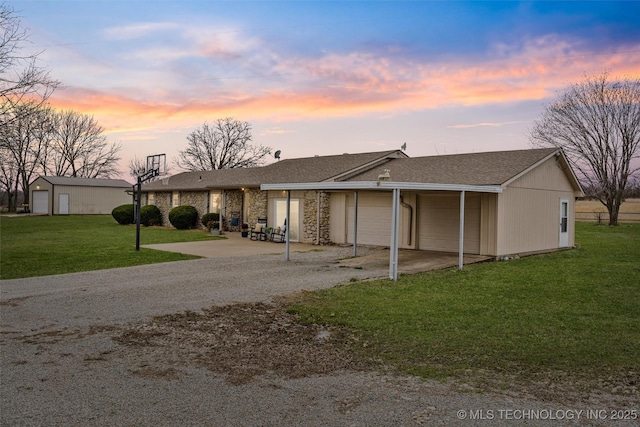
(134, 154, 166, 251)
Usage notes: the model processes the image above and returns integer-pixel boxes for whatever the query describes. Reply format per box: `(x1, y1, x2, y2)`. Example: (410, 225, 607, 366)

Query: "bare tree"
(531, 72, 640, 225)
(48, 110, 121, 178)
(175, 118, 271, 171)
(128, 156, 147, 180)
(1, 4, 58, 125)
(0, 100, 53, 210)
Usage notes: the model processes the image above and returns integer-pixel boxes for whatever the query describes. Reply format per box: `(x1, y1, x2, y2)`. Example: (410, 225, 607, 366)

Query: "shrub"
(168, 205, 198, 230)
(140, 205, 162, 226)
(112, 204, 134, 225)
(201, 212, 220, 229)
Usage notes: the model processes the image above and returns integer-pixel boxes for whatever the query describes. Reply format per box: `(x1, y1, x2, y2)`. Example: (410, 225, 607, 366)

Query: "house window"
(209, 191, 221, 213)
(172, 191, 179, 207)
(148, 193, 155, 205)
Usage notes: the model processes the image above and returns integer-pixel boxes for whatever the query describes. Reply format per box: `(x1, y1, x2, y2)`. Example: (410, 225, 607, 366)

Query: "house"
(142, 148, 583, 276)
(29, 176, 132, 215)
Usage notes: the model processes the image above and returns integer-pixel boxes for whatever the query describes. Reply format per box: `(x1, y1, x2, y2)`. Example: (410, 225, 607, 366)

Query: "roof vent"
(377, 169, 391, 186)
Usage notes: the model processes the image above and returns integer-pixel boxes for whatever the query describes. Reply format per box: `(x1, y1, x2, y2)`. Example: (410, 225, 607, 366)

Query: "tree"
(175, 118, 271, 171)
(0, 100, 53, 210)
(47, 109, 121, 178)
(1, 4, 58, 124)
(531, 72, 640, 226)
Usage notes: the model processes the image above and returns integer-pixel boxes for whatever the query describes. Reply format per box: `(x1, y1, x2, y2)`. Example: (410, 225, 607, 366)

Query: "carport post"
(389, 188, 400, 281)
(458, 190, 465, 269)
(353, 191, 358, 257)
(285, 190, 291, 261)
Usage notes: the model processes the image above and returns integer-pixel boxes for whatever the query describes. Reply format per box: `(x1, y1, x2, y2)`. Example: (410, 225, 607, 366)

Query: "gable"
(503, 151, 583, 197)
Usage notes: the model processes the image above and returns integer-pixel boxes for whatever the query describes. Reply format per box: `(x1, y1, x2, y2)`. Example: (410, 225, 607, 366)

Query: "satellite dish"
(401, 142, 407, 151)
(274, 150, 281, 160)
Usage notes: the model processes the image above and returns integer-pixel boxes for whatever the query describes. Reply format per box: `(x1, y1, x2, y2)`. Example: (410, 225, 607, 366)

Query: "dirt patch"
(113, 301, 380, 385)
(111, 300, 639, 408)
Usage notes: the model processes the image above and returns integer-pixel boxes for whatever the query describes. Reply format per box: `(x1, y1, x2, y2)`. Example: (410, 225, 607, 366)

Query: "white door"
(32, 190, 48, 214)
(59, 193, 69, 215)
(559, 199, 569, 248)
(275, 199, 299, 241)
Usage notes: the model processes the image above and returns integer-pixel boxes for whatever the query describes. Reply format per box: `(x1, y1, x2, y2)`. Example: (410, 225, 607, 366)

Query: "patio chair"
(270, 223, 286, 243)
(250, 217, 268, 241)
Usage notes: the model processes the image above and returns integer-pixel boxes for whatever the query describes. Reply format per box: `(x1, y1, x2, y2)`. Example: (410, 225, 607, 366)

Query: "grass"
(289, 222, 640, 393)
(0, 215, 220, 279)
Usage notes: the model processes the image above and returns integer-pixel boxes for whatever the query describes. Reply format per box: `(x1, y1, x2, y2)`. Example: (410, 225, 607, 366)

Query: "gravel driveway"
(1, 247, 637, 426)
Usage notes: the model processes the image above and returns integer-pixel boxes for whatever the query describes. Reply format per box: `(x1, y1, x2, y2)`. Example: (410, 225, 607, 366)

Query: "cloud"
(103, 22, 180, 40)
(46, 27, 640, 139)
(447, 121, 526, 129)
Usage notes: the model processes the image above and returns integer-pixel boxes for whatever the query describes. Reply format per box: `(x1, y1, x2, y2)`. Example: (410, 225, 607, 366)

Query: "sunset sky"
(13, 0, 640, 180)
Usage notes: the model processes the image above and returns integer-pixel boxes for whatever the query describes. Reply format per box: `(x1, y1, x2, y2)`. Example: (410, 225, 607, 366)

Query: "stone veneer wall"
(145, 190, 208, 228)
(179, 191, 209, 228)
(223, 189, 243, 231)
(151, 191, 172, 227)
(245, 188, 268, 227)
(302, 190, 331, 244)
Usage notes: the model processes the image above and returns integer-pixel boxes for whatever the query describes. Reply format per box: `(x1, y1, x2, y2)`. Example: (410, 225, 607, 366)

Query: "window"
(560, 201, 568, 233)
(148, 193, 155, 205)
(209, 191, 221, 213)
(172, 191, 179, 207)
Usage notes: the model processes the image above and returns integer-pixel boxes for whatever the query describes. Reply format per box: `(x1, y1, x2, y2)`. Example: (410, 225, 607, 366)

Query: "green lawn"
(289, 222, 640, 394)
(0, 215, 219, 279)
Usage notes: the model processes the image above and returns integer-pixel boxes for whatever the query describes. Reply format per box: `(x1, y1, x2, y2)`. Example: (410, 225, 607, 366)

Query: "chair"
(270, 223, 286, 243)
(230, 212, 241, 231)
(250, 217, 268, 241)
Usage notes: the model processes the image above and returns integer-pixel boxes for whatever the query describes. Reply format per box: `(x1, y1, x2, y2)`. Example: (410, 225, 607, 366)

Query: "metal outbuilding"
(29, 176, 132, 215)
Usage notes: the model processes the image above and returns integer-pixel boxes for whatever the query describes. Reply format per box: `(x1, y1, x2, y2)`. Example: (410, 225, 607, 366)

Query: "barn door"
(559, 199, 569, 248)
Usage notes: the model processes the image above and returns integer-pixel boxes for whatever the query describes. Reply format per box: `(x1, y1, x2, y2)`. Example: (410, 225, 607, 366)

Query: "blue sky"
(12, 0, 640, 178)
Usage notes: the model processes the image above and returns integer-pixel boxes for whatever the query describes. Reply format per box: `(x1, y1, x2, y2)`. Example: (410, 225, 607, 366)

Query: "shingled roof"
(36, 176, 132, 188)
(142, 150, 405, 191)
(344, 148, 562, 186)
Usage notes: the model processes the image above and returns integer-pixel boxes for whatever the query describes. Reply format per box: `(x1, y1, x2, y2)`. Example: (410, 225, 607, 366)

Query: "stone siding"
(223, 190, 243, 231)
(302, 191, 331, 244)
(245, 188, 268, 227)
(179, 191, 209, 228)
(151, 191, 172, 226)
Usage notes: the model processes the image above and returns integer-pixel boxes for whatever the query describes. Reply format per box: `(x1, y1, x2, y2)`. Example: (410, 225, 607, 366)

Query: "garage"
(31, 190, 49, 214)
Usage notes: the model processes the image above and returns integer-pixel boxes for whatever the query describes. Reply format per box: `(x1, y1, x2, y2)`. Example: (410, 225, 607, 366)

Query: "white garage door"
(32, 190, 49, 214)
(417, 193, 481, 253)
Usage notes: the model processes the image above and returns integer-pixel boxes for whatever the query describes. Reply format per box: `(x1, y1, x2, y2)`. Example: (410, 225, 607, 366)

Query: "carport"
(261, 181, 503, 281)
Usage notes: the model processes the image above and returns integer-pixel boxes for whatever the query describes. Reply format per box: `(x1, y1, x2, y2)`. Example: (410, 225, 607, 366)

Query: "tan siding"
(53, 185, 130, 215)
(329, 192, 348, 244)
(346, 192, 392, 246)
(480, 193, 498, 255)
(496, 159, 577, 256)
(417, 192, 481, 253)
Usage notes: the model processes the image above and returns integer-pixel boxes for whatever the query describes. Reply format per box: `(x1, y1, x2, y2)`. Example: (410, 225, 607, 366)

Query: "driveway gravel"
(1, 247, 637, 426)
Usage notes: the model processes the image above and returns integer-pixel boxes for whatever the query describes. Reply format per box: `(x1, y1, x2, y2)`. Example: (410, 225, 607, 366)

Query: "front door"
(559, 199, 569, 248)
(275, 199, 299, 242)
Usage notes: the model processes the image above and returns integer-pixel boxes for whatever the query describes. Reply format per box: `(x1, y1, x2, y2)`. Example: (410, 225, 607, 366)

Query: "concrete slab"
(141, 231, 319, 258)
(143, 232, 492, 275)
(337, 249, 492, 275)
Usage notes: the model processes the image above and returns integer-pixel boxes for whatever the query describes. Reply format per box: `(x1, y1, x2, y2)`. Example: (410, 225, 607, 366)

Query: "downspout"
(399, 195, 413, 246)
